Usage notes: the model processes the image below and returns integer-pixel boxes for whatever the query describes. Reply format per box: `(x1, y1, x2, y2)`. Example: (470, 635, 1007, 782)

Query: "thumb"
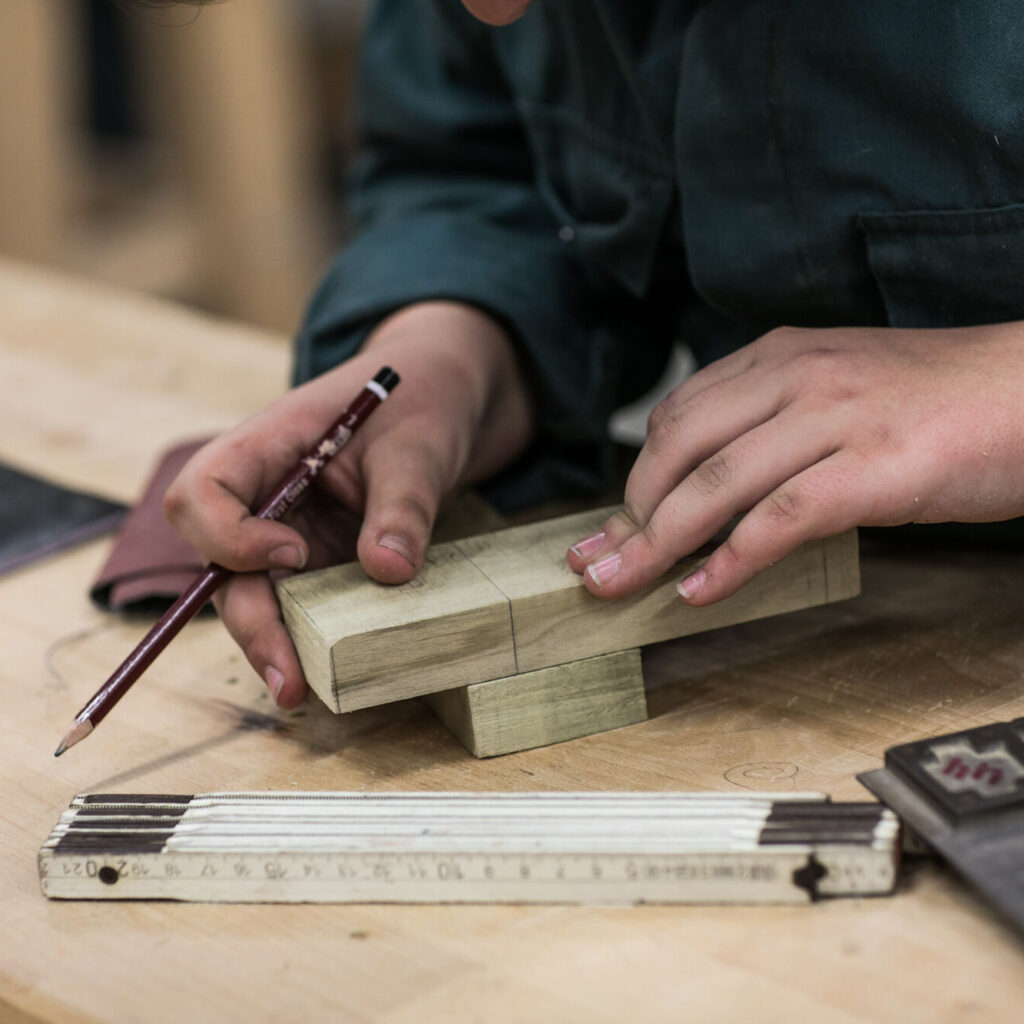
(354, 441, 446, 584)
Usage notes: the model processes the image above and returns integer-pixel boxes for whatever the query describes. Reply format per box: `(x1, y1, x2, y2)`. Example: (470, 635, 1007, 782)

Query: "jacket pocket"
(518, 99, 675, 298)
(860, 204, 1024, 328)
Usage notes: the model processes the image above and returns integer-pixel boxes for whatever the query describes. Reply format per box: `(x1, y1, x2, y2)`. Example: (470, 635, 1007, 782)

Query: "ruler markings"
(40, 791, 898, 904)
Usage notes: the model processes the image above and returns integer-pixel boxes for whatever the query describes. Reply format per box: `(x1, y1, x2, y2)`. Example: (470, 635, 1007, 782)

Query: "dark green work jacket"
(295, 0, 1024, 526)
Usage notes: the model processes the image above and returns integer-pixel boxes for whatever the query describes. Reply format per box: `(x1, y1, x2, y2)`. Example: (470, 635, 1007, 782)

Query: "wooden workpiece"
(423, 648, 648, 758)
(457, 512, 858, 675)
(4, 261, 1024, 1024)
(277, 511, 859, 747)
(279, 540, 518, 710)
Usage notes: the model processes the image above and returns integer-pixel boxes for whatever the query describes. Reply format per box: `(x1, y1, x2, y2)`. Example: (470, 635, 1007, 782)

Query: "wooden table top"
(2, 258, 1023, 1024)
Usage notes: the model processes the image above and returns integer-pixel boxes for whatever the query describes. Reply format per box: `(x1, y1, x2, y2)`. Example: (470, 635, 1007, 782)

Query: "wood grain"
(424, 648, 647, 758)
(459, 510, 861, 672)
(278, 542, 517, 712)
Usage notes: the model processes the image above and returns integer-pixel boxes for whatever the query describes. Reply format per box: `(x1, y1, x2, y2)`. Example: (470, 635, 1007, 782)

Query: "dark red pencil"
(54, 366, 400, 756)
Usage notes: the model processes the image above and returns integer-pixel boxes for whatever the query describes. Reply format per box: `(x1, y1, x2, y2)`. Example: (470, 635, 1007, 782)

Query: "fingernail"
(264, 665, 286, 701)
(587, 552, 622, 587)
(269, 545, 306, 570)
(378, 533, 414, 565)
(570, 531, 606, 560)
(677, 569, 706, 600)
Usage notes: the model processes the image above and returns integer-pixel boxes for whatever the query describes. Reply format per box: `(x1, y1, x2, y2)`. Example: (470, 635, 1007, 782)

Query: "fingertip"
(676, 551, 746, 606)
(230, 521, 307, 572)
(566, 530, 608, 573)
(215, 574, 309, 706)
(377, 533, 415, 565)
(268, 543, 308, 571)
(581, 576, 623, 601)
(263, 664, 308, 710)
(161, 477, 188, 527)
(358, 533, 420, 585)
(676, 567, 709, 603)
(570, 510, 645, 576)
(263, 665, 286, 701)
(580, 551, 641, 601)
(586, 551, 622, 588)
(356, 462, 438, 584)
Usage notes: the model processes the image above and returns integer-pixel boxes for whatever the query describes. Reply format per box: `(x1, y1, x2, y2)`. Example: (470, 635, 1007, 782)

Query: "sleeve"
(292, 0, 662, 509)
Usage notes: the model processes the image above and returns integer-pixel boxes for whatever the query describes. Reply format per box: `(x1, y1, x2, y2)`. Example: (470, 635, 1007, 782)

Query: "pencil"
(54, 366, 400, 757)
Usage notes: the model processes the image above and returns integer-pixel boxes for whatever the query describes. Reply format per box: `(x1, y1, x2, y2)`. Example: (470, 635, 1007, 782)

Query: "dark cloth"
(0, 464, 124, 577)
(294, 0, 1024, 540)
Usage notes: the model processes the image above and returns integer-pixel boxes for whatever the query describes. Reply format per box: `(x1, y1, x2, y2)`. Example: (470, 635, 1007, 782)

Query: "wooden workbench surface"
(2, 258, 1023, 1023)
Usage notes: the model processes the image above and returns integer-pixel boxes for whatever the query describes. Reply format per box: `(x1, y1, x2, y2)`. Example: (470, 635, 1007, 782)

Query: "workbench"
(2, 258, 1023, 1023)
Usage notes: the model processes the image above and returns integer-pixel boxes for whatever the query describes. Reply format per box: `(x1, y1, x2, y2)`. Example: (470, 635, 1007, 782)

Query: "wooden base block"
(424, 648, 647, 758)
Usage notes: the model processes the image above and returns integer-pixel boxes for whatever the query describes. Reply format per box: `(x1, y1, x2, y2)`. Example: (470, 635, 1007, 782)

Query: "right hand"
(163, 301, 535, 708)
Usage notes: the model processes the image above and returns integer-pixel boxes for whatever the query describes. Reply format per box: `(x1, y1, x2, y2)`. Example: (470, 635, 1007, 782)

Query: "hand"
(567, 322, 1024, 604)
(164, 301, 534, 707)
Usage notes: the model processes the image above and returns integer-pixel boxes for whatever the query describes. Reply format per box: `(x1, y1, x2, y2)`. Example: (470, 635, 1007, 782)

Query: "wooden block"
(455, 510, 860, 672)
(277, 542, 516, 712)
(424, 649, 647, 758)
(277, 506, 860, 713)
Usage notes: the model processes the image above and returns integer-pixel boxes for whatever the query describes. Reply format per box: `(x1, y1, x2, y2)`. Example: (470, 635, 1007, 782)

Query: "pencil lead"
(54, 719, 93, 757)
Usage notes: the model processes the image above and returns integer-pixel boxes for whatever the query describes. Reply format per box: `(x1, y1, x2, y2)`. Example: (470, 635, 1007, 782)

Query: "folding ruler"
(859, 716, 1024, 938)
(39, 791, 898, 905)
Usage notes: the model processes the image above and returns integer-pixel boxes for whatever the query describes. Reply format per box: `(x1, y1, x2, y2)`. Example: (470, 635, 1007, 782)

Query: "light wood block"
(278, 541, 516, 712)
(459, 511, 860, 673)
(424, 648, 647, 757)
(277, 506, 860, 713)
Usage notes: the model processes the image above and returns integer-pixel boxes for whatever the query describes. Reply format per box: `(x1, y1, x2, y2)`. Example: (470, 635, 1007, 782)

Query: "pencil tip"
(54, 719, 93, 757)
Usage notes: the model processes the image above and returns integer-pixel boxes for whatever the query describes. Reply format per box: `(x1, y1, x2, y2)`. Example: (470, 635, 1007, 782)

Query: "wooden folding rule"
(276, 507, 860, 756)
(40, 791, 898, 905)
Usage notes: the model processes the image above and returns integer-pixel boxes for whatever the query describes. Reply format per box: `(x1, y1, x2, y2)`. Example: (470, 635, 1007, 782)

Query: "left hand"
(567, 322, 1024, 604)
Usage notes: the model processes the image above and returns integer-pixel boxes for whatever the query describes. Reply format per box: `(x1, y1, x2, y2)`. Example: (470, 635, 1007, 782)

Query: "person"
(164, 0, 1024, 709)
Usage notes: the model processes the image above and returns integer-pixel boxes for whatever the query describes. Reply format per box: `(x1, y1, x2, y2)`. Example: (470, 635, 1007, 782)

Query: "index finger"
(567, 365, 783, 574)
(163, 419, 317, 572)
